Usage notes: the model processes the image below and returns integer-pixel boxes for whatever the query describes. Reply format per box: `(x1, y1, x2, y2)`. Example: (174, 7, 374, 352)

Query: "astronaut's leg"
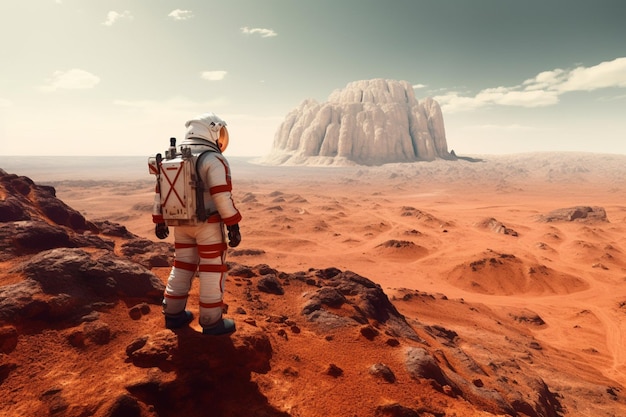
(196, 222, 236, 335)
(163, 225, 198, 329)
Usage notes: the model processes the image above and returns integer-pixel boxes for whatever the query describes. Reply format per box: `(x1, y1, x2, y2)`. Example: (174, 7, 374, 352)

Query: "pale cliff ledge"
(260, 78, 456, 166)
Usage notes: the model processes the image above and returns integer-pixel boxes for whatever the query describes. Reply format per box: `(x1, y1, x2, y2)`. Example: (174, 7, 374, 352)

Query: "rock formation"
(263, 79, 455, 166)
(0, 169, 171, 325)
(539, 205, 609, 223)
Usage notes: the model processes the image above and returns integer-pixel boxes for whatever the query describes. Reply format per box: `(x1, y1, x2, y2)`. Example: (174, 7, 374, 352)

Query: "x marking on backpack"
(161, 161, 185, 207)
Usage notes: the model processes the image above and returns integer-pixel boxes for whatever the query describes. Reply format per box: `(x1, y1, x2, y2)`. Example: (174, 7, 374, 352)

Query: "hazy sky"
(1, 0, 625, 157)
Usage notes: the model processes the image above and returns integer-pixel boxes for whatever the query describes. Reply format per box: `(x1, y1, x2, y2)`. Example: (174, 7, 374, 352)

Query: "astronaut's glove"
(155, 223, 169, 240)
(227, 224, 241, 248)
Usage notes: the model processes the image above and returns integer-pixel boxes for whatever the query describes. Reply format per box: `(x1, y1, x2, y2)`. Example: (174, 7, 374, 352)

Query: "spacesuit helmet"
(184, 112, 229, 152)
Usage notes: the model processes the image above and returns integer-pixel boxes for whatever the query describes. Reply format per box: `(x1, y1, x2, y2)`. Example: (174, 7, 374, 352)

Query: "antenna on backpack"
(166, 137, 177, 159)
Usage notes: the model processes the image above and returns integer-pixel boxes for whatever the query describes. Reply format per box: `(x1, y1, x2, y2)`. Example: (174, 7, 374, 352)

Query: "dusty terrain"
(2, 152, 626, 416)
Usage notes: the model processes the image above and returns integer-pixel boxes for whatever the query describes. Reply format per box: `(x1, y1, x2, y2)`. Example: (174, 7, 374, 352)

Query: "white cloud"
(476, 87, 559, 107)
(241, 26, 277, 38)
(201, 71, 227, 81)
(433, 91, 488, 112)
(437, 56, 626, 113)
(522, 69, 567, 91)
(520, 60, 626, 93)
(436, 88, 559, 113)
(412, 84, 427, 89)
(40, 69, 101, 92)
(557, 57, 626, 92)
(168, 9, 194, 21)
(102, 10, 133, 26)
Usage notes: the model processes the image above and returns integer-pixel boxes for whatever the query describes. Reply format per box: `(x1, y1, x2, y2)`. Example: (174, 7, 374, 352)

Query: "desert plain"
(2, 151, 626, 416)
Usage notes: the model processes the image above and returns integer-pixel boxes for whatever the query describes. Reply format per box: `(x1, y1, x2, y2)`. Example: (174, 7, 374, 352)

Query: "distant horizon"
(3, 149, 626, 158)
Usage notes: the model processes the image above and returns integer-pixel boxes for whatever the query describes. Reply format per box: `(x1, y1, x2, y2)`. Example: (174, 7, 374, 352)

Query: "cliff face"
(264, 79, 454, 166)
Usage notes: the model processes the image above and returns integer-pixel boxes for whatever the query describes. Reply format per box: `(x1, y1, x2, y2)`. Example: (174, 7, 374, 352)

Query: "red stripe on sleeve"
(209, 184, 232, 195)
(222, 212, 242, 226)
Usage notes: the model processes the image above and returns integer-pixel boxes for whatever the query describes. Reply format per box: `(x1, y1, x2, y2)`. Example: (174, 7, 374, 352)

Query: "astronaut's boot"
(200, 306, 235, 335)
(163, 296, 193, 329)
(202, 317, 236, 335)
(164, 310, 194, 329)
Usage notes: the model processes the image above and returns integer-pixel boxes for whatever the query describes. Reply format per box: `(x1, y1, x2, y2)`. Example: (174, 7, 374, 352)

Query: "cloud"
(436, 89, 559, 113)
(102, 10, 133, 26)
(552, 57, 626, 92)
(412, 84, 427, 89)
(40, 69, 101, 92)
(437, 57, 626, 113)
(0, 98, 13, 107)
(433, 91, 489, 112)
(201, 71, 227, 81)
(475, 87, 560, 107)
(168, 9, 194, 21)
(241, 26, 277, 38)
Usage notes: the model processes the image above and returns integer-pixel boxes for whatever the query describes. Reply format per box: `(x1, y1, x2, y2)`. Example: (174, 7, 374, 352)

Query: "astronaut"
(154, 112, 242, 335)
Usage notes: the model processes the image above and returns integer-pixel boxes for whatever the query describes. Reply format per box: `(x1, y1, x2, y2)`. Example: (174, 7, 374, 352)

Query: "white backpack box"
(148, 139, 209, 226)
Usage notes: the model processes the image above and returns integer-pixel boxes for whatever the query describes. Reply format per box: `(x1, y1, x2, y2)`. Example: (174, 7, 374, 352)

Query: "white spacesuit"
(154, 112, 242, 335)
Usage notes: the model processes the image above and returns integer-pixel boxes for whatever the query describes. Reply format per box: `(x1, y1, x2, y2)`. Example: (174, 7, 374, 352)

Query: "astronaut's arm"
(206, 157, 242, 227)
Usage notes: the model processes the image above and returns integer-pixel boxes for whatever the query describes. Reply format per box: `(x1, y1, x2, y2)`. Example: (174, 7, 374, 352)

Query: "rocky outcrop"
(539, 206, 608, 223)
(0, 169, 169, 320)
(0, 169, 173, 265)
(476, 217, 519, 236)
(263, 79, 455, 166)
(1, 247, 165, 322)
(300, 267, 423, 342)
(0, 169, 96, 230)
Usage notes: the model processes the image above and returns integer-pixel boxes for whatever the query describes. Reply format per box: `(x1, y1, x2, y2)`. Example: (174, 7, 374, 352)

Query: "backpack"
(148, 138, 215, 226)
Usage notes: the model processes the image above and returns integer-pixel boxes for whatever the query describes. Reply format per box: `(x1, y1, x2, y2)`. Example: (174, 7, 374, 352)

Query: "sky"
(1, 0, 625, 157)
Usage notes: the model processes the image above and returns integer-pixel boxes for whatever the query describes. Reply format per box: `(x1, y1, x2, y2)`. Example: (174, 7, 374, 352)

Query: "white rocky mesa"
(262, 79, 455, 166)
